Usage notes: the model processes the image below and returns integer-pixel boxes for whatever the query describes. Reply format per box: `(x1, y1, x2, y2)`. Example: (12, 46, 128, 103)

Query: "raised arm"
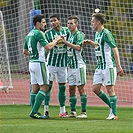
(82, 39, 98, 48)
(44, 36, 62, 51)
(61, 36, 81, 51)
(64, 41, 81, 51)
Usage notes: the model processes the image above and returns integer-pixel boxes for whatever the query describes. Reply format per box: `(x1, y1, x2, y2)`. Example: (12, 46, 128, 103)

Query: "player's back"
(25, 29, 46, 62)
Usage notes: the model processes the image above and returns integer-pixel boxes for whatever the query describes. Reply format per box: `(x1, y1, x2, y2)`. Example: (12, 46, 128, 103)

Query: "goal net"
(0, 10, 13, 91)
(0, 0, 132, 106)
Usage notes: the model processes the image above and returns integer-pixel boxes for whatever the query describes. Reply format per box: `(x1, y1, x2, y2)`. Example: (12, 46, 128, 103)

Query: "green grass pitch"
(0, 105, 132, 133)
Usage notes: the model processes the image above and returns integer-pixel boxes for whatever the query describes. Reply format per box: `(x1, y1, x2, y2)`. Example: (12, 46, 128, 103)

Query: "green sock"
(32, 90, 46, 113)
(58, 85, 66, 107)
(110, 95, 117, 116)
(30, 92, 36, 108)
(44, 84, 52, 105)
(69, 95, 77, 111)
(80, 94, 87, 112)
(98, 91, 111, 108)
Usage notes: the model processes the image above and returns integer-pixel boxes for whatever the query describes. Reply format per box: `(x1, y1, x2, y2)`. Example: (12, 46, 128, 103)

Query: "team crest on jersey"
(94, 42, 100, 49)
(56, 39, 64, 47)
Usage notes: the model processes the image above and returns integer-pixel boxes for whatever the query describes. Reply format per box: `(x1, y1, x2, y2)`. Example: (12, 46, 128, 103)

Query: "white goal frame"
(0, 10, 13, 92)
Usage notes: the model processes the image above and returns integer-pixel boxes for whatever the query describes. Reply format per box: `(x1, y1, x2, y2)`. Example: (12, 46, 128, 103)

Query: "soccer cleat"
(30, 112, 49, 119)
(68, 111, 77, 117)
(37, 112, 42, 116)
(76, 112, 87, 118)
(106, 113, 118, 120)
(59, 112, 68, 118)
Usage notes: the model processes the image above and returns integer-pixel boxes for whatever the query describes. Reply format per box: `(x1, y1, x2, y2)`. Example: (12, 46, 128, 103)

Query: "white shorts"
(29, 62, 49, 85)
(93, 67, 117, 86)
(48, 65, 67, 83)
(67, 65, 86, 86)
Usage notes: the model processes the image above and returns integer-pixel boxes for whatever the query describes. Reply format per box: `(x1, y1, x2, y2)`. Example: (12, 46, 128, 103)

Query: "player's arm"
(112, 47, 124, 76)
(82, 39, 96, 48)
(61, 33, 82, 51)
(44, 36, 62, 51)
(105, 31, 124, 76)
(23, 41, 30, 56)
(38, 31, 62, 51)
(63, 39, 81, 51)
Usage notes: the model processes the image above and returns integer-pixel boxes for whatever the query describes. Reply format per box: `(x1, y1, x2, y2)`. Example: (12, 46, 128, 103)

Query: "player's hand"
(117, 65, 124, 76)
(54, 35, 62, 42)
(82, 40, 91, 45)
(117, 70, 124, 76)
(60, 36, 67, 43)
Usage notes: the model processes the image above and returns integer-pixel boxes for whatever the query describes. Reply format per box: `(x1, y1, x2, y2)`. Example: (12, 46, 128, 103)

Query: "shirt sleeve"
(104, 31, 116, 48)
(23, 37, 28, 49)
(76, 31, 84, 46)
(37, 31, 49, 46)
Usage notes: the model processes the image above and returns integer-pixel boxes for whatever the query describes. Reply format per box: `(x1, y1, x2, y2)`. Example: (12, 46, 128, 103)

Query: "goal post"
(0, 10, 13, 92)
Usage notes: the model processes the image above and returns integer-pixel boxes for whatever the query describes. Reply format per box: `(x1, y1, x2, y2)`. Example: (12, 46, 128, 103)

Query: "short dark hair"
(33, 14, 45, 26)
(50, 14, 60, 20)
(68, 15, 79, 23)
(92, 13, 106, 24)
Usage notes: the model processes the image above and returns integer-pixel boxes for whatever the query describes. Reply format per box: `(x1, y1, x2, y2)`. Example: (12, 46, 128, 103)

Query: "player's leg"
(30, 62, 49, 119)
(44, 65, 54, 116)
(67, 69, 77, 117)
(76, 66, 87, 118)
(76, 85, 87, 118)
(106, 85, 118, 120)
(97, 87, 111, 108)
(93, 69, 111, 108)
(105, 67, 118, 120)
(68, 85, 77, 117)
(30, 85, 49, 119)
(31, 86, 48, 115)
(58, 83, 67, 117)
(44, 82, 52, 116)
(30, 84, 40, 108)
(29, 62, 40, 108)
(57, 67, 67, 117)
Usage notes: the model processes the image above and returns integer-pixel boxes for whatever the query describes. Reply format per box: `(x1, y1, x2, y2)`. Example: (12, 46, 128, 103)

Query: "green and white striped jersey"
(23, 28, 48, 62)
(94, 28, 116, 69)
(67, 30, 86, 69)
(45, 27, 70, 67)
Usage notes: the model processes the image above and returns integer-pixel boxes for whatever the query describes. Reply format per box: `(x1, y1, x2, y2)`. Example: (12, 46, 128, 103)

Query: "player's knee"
(69, 87, 76, 96)
(92, 84, 101, 94)
(92, 88, 100, 95)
